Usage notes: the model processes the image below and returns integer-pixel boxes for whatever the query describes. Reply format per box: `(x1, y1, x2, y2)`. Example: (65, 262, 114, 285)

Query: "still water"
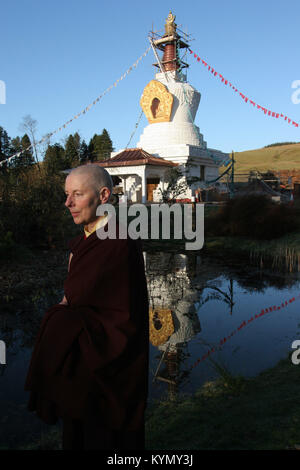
(0, 251, 300, 447)
(146, 252, 300, 401)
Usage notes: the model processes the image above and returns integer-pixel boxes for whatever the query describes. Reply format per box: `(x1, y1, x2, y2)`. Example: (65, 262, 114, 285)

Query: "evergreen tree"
(65, 133, 81, 168)
(11, 136, 22, 154)
(6, 134, 34, 169)
(80, 139, 90, 164)
(88, 134, 102, 162)
(100, 128, 113, 160)
(43, 143, 68, 174)
(88, 129, 113, 162)
(20, 134, 34, 167)
(87, 139, 95, 162)
(0, 126, 12, 168)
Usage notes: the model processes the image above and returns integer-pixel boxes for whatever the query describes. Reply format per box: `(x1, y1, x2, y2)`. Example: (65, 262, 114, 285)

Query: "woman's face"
(64, 173, 103, 226)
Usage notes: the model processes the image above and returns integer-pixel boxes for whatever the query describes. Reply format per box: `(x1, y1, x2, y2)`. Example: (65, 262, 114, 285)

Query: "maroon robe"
(24, 230, 149, 432)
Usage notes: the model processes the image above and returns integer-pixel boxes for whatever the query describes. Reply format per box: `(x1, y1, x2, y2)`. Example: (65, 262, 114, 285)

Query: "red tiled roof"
(92, 148, 177, 168)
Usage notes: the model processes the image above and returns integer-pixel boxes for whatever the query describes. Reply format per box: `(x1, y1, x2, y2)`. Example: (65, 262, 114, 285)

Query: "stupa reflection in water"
(144, 252, 201, 400)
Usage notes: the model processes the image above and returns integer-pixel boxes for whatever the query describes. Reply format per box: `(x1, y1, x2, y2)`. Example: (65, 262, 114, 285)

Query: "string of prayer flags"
(0, 46, 151, 167)
(189, 49, 299, 129)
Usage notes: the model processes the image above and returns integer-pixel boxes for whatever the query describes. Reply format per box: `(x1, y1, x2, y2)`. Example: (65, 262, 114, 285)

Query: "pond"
(0, 250, 300, 448)
(146, 252, 300, 402)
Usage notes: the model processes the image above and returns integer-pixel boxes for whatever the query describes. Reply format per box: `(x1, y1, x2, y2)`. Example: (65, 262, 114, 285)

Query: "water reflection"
(146, 253, 201, 400)
(200, 278, 235, 315)
(146, 251, 300, 401)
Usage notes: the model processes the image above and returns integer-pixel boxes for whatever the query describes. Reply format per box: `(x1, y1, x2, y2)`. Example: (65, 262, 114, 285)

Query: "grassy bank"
(146, 354, 300, 450)
(142, 229, 300, 273)
(204, 231, 300, 272)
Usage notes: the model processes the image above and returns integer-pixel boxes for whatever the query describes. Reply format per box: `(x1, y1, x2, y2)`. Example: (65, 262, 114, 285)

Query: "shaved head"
(68, 164, 113, 197)
(65, 164, 113, 227)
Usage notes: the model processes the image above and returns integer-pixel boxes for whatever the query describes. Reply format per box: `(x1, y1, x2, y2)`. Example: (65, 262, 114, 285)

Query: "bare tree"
(20, 115, 41, 171)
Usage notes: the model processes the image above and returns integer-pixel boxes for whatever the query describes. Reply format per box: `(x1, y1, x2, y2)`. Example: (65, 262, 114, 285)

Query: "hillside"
(232, 143, 300, 173)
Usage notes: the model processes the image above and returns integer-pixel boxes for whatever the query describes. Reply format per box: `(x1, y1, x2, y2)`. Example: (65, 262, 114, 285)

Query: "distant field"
(231, 143, 300, 173)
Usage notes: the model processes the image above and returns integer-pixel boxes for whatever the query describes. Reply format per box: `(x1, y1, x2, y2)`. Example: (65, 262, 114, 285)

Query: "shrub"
(206, 194, 299, 240)
(0, 167, 78, 249)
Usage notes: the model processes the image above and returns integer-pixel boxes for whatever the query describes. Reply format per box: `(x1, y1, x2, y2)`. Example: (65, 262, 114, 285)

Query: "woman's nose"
(65, 195, 74, 207)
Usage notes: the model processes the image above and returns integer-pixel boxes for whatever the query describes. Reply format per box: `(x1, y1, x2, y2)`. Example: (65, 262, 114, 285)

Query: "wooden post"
(230, 150, 235, 198)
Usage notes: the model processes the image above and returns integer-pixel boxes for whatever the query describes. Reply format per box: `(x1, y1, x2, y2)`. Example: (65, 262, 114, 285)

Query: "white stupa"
(99, 12, 229, 203)
(136, 11, 229, 201)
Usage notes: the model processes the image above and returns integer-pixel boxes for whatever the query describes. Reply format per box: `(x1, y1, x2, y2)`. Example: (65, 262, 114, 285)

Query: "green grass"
(227, 143, 300, 173)
(204, 231, 300, 272)
(145, 355, 300, 450)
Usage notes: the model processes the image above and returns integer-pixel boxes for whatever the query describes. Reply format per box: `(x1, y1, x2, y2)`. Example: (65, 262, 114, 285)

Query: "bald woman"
(25, 165, 149, 450)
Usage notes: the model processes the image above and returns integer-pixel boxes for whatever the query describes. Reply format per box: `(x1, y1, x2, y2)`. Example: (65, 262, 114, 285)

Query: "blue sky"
(1, 0, 300, 157)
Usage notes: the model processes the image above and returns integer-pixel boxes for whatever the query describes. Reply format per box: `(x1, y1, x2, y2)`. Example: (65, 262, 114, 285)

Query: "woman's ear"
(99, 187, 111, 204)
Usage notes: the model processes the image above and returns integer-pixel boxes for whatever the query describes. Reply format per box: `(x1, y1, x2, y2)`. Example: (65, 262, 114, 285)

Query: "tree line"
(0, 125, 114, 173)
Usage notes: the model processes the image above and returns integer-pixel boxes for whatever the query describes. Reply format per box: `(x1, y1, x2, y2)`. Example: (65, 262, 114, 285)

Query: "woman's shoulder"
(68, 233, 84, 253)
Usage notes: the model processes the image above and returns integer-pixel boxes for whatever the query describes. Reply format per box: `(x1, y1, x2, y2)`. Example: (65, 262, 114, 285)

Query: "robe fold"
(24, 230, 149, 431)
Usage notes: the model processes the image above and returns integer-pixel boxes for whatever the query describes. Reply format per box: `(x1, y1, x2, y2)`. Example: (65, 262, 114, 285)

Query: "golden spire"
(164, 11, 177, 36)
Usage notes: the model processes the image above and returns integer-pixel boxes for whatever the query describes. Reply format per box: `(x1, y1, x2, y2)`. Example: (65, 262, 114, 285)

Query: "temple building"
(96, 12, 229, 203)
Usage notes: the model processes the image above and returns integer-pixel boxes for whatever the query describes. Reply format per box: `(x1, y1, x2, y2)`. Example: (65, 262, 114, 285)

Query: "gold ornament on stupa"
(149, 307, 174, 347)
(140, 80, 173, 124)
(164, 11, 177, 36)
